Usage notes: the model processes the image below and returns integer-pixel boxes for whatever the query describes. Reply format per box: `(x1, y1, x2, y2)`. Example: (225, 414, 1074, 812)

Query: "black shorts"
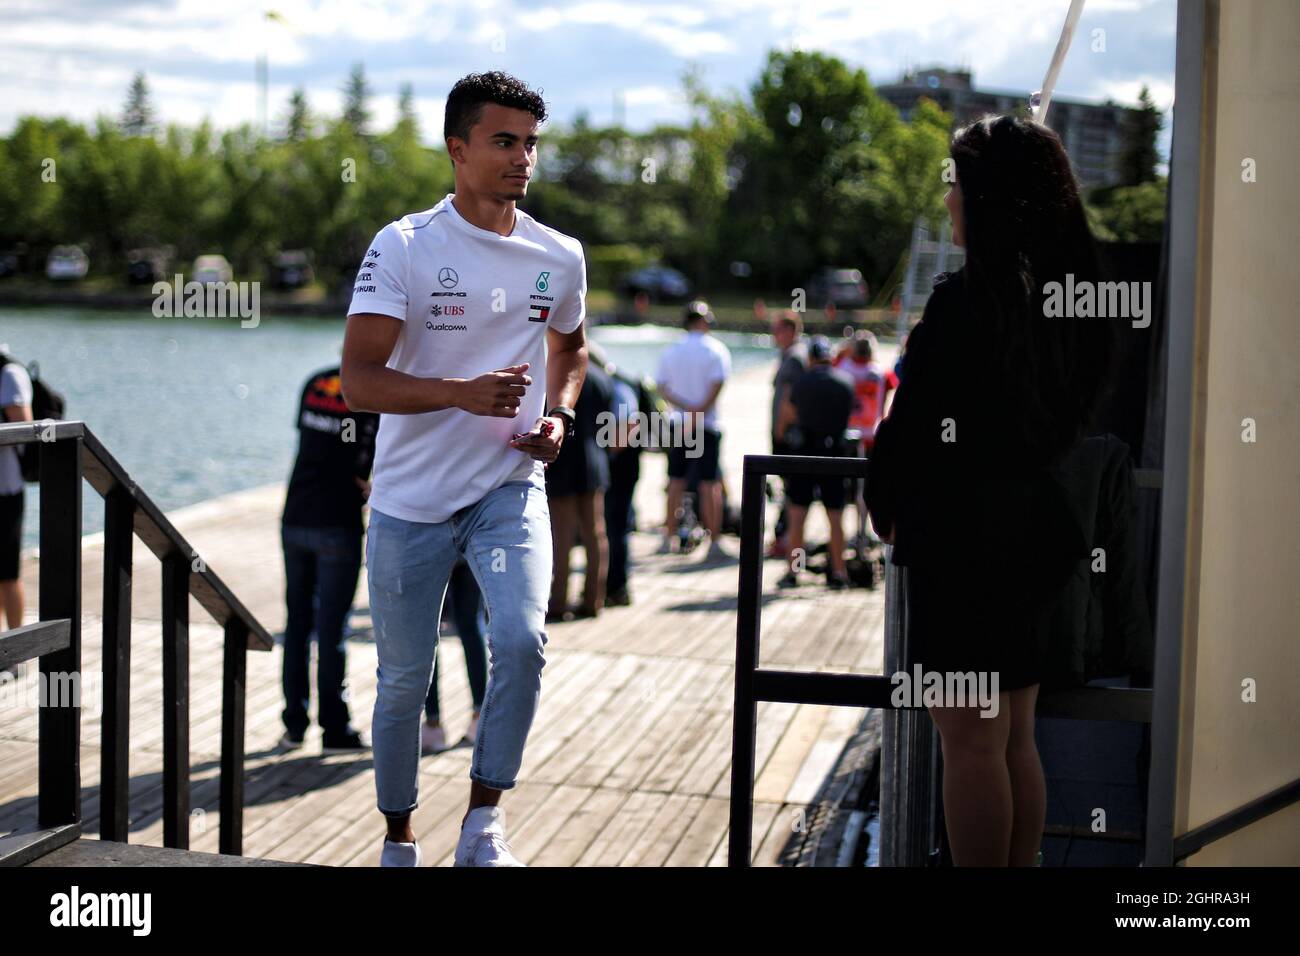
(667, 427, 722, 483)
(0, 491, 23, 581)
(786, 472, 848, 511)
(785, 437, 853, 511)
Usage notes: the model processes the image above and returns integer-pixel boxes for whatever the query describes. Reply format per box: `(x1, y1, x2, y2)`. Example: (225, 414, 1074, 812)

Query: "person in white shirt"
(340, 72, 588, 867)
(654, 300, 731, 561)
(0, 346, 33, 652)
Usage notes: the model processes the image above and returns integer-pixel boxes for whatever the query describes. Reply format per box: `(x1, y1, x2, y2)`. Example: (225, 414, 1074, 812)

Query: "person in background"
(421, 557, 488, 753)
(835, 331, 898, 449)
(279, 365, 378, 754)
(768, 311, 807, 560)
(775, 336, 855, 590)
(655, 300, 732, 561)
(591, 341, 642, 608)
(546, 361, 615, 621)
(834, 330, 899, 543)
(867, 115, 1117, 866)
(0, 345, 33, 677)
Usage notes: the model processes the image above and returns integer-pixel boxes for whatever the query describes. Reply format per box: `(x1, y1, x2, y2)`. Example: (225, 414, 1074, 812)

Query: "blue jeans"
(281, 524, 363, 739)
(367, 479, 551, 816)
(426, 558, 488, 722)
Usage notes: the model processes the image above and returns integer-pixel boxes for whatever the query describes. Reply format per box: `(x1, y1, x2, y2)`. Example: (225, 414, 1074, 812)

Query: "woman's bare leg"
(548, 495, 578, 615)
(929, 693, 1012, 865)
(1006, 684, 1046, 866)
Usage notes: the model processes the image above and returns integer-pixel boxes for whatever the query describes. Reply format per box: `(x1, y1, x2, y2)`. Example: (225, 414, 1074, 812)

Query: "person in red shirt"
(833, 330, 898, 452)
(833, 331, 897, 546)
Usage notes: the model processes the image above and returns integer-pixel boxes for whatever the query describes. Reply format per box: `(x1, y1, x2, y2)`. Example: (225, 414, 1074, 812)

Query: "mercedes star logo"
(438, 267, 459, 289)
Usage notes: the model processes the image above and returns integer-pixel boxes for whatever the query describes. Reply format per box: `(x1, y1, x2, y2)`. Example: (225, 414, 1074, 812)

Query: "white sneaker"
(380, 839, 422, 867)
(454, 806, 525, 867)
(420, 722, 449, 755)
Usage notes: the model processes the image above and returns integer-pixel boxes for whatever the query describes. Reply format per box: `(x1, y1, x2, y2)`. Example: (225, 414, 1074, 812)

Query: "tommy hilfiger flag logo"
(528, 303, 550, 322)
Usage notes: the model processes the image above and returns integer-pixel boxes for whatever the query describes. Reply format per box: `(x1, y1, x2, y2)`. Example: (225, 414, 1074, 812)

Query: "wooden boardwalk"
(1, 361, 887, 866)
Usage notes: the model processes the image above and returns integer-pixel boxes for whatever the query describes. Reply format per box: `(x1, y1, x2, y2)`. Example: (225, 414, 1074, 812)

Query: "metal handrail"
(0, 420, 273, 865)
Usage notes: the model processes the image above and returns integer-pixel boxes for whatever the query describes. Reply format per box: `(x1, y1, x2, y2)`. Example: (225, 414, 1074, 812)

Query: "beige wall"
(1178, 0, 1300, 865)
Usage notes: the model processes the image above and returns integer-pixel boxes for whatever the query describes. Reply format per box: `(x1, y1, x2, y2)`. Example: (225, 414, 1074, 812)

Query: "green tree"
(1119, 85, 1162, 187)
(1089, 179, 1167, 242)
(395, 82, 418, 139)
(723, 50, 908, 291)
(285, 88, 312, 142)
(342, 64, 372, 137)
(121, 72, 156, 137)
(681, 67, 754, 287)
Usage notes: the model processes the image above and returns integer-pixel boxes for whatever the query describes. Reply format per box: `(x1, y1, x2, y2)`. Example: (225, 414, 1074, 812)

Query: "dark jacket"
(867, 270, 1084, 590)
(868, 271, 1151, 687)
(545, 362, 615, 496)
(1038, 434, 1154, 688)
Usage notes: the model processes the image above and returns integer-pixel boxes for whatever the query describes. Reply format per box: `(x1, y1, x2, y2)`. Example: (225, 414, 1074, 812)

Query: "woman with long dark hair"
(867, 114, 1116, 866)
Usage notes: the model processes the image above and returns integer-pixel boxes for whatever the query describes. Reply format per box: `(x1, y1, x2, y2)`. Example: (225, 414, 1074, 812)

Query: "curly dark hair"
(444, 71, 548, 144)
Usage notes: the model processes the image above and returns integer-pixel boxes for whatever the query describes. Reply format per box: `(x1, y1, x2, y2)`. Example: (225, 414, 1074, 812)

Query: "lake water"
(0, 308, 776, 549)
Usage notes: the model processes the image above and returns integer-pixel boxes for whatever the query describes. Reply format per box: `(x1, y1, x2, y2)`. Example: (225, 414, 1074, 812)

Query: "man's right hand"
(456, 363, 533, 417)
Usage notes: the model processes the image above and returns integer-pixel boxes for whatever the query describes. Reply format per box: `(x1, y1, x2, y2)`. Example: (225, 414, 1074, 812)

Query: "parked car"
(193, 254, 233, 284)
(126, 246, 173, 285)
(46, 245, 89, 281)
(270, 249, 314, 290)
(618, 264, 692, 302)
(806, 267, 868, 309)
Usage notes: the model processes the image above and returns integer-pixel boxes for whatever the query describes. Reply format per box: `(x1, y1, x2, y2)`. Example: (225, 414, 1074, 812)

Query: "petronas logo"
(536, 271, 550, 292)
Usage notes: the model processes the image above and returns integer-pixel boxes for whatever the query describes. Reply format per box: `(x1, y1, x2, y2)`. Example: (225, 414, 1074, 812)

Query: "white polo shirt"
(654, 330, 731, 431)
(0, 362, 33, 496)
(348, 194, 586, 523)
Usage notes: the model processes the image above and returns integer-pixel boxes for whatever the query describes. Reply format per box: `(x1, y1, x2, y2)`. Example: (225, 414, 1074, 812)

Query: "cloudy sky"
(1, 0, 1176, 143)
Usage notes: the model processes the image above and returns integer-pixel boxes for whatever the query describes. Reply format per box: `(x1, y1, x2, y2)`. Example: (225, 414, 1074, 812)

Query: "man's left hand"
(509, 416, 565, 463)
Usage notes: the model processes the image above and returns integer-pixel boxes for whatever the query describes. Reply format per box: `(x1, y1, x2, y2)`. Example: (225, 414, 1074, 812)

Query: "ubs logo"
(438, 267, 459, 289)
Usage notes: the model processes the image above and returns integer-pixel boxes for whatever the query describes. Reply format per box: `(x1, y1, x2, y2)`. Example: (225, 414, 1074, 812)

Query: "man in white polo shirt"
(340, 72, 588, 867)
(654, 300, 731, 560)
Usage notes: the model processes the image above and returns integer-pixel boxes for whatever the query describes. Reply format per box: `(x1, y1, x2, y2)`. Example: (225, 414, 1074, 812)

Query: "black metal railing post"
(100, 485, 134, 842)
(37, 432, 82, 831)
(219, 618, 248, 855)
(161, 550, 191, 849)
(728, 468, 767, 866)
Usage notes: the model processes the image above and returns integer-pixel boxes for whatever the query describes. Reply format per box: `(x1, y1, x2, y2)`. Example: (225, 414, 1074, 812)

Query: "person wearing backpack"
(0, 344, 34, 647)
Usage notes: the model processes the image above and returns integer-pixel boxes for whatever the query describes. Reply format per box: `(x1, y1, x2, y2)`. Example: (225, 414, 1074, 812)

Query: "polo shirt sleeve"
(654, 349, 671, 393)
(0, 364, 32, 408)
(347, 222, 408, 321)
(710, 342, 731, 385)
(548, 243, 586, 334)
